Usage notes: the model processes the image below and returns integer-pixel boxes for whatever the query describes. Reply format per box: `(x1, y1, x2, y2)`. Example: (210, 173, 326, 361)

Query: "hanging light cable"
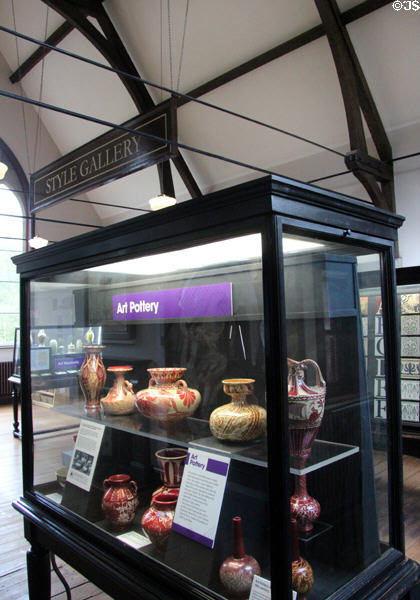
(149, 0, 190, 210)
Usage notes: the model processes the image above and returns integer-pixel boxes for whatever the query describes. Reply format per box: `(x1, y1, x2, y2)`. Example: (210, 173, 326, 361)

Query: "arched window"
(0, 140, 28, 346)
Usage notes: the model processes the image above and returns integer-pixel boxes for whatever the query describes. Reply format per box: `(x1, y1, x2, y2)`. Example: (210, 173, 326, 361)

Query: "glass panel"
(283, 233, 389, 599)
(30, 233, 269, 598)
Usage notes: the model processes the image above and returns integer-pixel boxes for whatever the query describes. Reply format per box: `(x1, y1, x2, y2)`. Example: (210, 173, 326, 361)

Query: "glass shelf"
(290, 439, 360, 475)
(54, 402, 359, 473)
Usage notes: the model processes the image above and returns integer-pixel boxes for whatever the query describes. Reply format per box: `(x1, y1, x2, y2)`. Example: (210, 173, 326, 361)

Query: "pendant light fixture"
(0, 162, 8, 179)
(149, 193, 177, 211)
(28, 235, 49, 249)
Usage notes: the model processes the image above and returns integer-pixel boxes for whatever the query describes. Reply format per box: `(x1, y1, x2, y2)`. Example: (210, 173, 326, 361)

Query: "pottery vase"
(135, 368, 201, 425)
(288, 358, 326, 468)
(210, 379, 266, 442)
(290, 474, 320, 533)
(85, 327, 95, 344)
(101, 474, 139, 531)
(291, 518, 314, 600)
(141, 492, 178, 550)
(79, 345, 106, 412)
(101, 366, 136, 415)
(219, 516, 261, 599)
(37, 329, 47, 346)
(152, 447, 188, 500)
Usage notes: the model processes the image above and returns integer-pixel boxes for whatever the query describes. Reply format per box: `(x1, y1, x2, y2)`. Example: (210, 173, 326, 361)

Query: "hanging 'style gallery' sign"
(30, 99, 177, 212)
(113, 283, 233, 321)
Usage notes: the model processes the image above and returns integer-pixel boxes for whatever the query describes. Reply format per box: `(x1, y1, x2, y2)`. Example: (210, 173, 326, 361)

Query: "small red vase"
(101, 474, 138, 531)
(291, 518, 314, 599)
(219, 516, 261, 599)
(290, 474, 320, 533)
(79, 345, 106, 412)
(152, 447, 188, 501)
(141, 492, 178, 550)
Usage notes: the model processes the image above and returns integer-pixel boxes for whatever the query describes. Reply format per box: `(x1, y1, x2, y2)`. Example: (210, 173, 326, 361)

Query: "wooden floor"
(0, 403, 419, 599)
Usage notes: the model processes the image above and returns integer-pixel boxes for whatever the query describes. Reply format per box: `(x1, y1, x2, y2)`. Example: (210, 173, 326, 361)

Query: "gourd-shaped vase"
(288, 358, 326, 468)
(135, 368, 201, 425)
(219, 516, 261, 599)
(101, 366, 136, 415)
(101, 474, 139, 531)
(290, 473, 320, 533)
(291, 518, 314, 600)
(210, 379, 266, 442)
(79, 345, 106, 413)
(141, 492, 178, 550)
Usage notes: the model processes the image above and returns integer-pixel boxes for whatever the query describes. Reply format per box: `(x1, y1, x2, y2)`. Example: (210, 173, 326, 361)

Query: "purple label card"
(113, 282, 232, 321)
(54, 355, 84, 371)
(172, 449, 230, 548)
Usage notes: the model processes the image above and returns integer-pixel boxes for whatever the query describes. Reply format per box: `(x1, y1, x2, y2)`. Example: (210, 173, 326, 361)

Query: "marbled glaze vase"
(135, 368, 201, 425)
(101, 474, 138, 531)
(219, 516, 261, 598)
(141, 492, 178, 550)
(210, 379, 266, 442)
(79, 345, 106, 412)
(101, 366, 136, 415)
(288, 358, 326, 468)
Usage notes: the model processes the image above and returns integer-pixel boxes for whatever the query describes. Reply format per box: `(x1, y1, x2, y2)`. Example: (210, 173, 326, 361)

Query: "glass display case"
(12, 176, 420, 600)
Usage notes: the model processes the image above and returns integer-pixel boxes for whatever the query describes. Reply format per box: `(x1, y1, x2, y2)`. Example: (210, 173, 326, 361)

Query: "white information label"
(172, 449, 230, 548)
(250, 576, 295, 600)
(116, 531, 151, 550)
(66, 420, 105, 491)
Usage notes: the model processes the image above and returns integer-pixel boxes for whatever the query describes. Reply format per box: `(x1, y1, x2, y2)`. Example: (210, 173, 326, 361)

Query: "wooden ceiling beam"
(9, 21, 74, 84)
(314, 0, 394, 212)
(39, 0, 201, 198)
(178, 0, 393, 107)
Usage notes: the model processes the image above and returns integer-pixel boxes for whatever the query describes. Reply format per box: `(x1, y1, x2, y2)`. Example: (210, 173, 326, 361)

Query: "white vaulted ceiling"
(0, 0, 419, 228)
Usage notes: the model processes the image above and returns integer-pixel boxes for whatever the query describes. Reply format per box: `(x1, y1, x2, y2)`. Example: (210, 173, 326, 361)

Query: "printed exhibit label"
(66, 420, 105, 492)
(172, 449, 230, 548)
(113, 282, 232, 321)
(249, 576, 296, 600)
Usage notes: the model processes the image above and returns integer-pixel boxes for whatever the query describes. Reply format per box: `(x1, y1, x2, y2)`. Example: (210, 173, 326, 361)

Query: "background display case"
(13, 176, 420, 600)
(396, 266, 420, 451)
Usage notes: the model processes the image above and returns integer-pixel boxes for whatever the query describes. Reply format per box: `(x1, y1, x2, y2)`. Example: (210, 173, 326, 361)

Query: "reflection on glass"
(30, 234, 269, 599)
(283, 234, 389, 599)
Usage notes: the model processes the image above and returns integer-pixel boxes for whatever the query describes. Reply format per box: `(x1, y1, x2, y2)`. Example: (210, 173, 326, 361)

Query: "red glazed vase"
(291, 518, 314, 599)
(135, 368, 201, 425)
(288, 358, 326, 468)
(101, 474, 139, 531)
(101, 366, 136, 415)
(141, 492, 178, 550)
(152, 447, 188, 501)
(290, 474, 320, 533)
(219, 516, 261, 599)
(79, 345, 106, 412)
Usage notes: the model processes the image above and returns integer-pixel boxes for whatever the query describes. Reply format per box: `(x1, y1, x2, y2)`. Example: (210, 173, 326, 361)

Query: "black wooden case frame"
(12, 175, 420, 600)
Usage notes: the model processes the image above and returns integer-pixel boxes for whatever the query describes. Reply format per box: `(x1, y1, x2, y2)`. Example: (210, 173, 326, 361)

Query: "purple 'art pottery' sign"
(112, 282, 232, 321)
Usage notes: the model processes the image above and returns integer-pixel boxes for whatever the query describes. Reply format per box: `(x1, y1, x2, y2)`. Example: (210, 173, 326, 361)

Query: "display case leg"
(12, 384, 21, 438)
(27, 544, 51, 599)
